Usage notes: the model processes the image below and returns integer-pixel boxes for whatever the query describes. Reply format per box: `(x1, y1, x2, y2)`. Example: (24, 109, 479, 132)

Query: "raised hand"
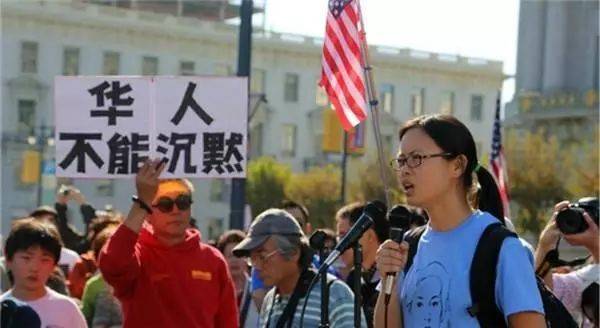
(136, 159, 166, 205)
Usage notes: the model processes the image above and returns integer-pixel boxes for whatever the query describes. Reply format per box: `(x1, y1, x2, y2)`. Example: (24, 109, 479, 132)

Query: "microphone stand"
(353, 242, 363, 328)
(320, 247, 330, 328)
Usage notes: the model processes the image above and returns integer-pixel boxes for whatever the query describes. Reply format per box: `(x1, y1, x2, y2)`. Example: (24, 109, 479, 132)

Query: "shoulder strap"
(403, 225, 427, 274)
(468, 222, 517, 328)
(239, 281, 252, 327)
(275, 268, 316, 328)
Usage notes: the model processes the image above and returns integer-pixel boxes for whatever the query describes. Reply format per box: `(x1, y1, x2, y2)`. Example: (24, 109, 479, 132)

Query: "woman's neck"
(425, 189, 473, 232)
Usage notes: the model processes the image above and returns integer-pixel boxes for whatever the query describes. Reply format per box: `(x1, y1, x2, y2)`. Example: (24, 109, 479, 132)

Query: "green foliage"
(505, 129, 572, 236)
(506, 127, 599, 236)
(348, 155, 405, 205)
(285, 165, 341, 229)
(565, 129, 599, 197)
(246, 157, 291, 216)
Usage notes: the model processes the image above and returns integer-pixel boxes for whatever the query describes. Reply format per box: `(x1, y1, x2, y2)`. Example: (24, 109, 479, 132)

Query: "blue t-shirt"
(397, 211, 544, 327)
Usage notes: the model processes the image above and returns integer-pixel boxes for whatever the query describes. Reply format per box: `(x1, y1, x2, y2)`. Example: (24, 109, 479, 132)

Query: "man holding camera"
(535, 198, 599, 327)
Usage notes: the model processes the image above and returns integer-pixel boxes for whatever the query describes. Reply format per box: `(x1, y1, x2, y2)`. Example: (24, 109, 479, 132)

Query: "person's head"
(29, 206, 58, 227)
(281, 200, 311, 234)
(92, 225, 118, 261)
(232, 209, 312, 288)
(148, 179, 194, 240)
(4, 218, 62, 294)
(335, 201, 389, 267)
(86, 214, 122, 245)
(217, 230, 248, 275)
(582, 282, 598, 327)
(309, 228, 337, 251)
(405, 205, 429, 229)
(1, 299, 42, 328)
(395, 114, 504, 221)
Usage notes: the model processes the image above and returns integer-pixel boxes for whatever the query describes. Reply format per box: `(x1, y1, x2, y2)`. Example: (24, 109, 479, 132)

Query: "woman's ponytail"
(475, 166, 505, 224)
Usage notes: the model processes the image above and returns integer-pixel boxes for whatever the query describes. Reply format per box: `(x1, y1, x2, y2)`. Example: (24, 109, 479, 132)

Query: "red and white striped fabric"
(319, 0, 367, 131)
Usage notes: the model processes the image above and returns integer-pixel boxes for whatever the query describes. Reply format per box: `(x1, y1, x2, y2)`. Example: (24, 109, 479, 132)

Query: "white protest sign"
(55, 76, 248, 178)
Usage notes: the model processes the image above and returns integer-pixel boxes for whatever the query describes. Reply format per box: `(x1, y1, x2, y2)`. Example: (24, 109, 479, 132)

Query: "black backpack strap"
(468, 222, 517, 328)
(239, 281, 252, 327)
(274, 268, 317, 328)
(403, 225, 427, 275)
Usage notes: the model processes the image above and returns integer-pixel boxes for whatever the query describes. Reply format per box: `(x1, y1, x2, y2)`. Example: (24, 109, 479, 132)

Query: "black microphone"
(383, 205, 412, 301)
(319, 202, 386, 273)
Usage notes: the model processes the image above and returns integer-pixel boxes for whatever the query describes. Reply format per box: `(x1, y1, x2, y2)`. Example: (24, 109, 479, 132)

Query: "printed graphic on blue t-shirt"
(398, 211, 544, 327)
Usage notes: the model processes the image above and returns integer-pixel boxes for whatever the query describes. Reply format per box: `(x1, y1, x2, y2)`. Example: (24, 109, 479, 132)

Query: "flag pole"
(341, 130, 348, 204)
(356, 0, 391, 207)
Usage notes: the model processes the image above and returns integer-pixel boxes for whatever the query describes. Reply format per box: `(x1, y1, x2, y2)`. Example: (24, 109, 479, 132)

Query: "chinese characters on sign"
(55, 76, 248, 178)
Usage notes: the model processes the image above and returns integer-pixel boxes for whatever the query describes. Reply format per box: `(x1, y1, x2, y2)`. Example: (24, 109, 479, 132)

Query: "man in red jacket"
(98, 159, 238, 328)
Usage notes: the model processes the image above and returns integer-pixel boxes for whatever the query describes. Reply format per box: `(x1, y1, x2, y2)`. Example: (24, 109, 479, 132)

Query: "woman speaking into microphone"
(373, 114, 546, 328)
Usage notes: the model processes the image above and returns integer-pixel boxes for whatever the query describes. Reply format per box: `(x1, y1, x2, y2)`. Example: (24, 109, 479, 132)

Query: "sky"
(260, 0, 520, 106)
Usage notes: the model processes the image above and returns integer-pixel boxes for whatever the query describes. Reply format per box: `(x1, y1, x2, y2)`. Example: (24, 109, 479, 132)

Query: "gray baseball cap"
(233, 208, 305, 257)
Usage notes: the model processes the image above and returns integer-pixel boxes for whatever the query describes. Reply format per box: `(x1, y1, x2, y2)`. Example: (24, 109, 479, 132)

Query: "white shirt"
(0, 286, 87, 328)
(59, 247, 80, 275)
(553, 263, 599, 327)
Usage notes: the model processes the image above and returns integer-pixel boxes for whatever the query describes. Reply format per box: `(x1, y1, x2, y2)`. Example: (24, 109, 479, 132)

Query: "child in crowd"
(0, 218, 87, 328)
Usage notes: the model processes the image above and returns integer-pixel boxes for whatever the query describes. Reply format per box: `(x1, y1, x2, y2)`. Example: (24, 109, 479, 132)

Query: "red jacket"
(68, 251, 96, 299)
(98, 224, 238, 328)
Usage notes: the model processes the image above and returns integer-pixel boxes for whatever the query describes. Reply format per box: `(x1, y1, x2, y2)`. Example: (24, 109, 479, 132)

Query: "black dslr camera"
(555, 197, 599, 235)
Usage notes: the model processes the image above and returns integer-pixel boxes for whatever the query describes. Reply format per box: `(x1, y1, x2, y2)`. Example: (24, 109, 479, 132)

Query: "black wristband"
(132, 195, 153, 214)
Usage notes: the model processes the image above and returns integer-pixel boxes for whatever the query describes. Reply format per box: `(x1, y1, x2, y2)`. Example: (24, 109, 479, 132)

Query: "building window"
(281, 124, 297, 157)
(103, 51, 120, 75)
(63, 47, 80, 76)
(18, 100, 36, 134)
(209, 179, 230, 203)
(470, 95, 484, 121)
(21, 41, 38, 74)
(251, 69, 266, 94)
(207, 218, 224, 240)
(142, 56, 159, 75)
(284, 73, 299, 102)
(96, 179, 114, 197)
(440, 91, 455, 115)
(180, 61, 195, 76)
(379, 83, 394, 114)
(316, 85, 329, 106)
(410, 87, 425, 116)
(250, 123, 263, 157)
(115, 0, 133, 8)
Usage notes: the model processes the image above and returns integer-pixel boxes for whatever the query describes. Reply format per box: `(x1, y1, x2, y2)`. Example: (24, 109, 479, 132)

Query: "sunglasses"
(152, 194, 193, 213)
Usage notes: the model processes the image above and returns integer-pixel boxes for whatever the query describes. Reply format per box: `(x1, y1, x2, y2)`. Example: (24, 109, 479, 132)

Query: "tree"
(565, 128, 599, 197)
(348, 154, 405, 206)
(505, 129, 572, 236)
(285, 165, 341, 229)
(246, 157, 291, 216)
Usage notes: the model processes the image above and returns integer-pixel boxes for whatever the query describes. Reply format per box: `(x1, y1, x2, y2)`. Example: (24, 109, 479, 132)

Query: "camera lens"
(556, 207, 588, 234)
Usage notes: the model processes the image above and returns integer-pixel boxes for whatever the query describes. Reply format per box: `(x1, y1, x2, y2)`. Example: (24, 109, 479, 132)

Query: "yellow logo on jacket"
(191, 270, 212, 281)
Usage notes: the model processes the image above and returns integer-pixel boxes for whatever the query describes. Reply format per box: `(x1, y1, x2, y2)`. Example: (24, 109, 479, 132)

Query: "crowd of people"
(0, 114, 597, 328)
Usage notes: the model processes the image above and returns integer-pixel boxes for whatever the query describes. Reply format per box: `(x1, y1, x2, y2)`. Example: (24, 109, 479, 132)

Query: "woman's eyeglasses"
(390, 152, 454, 170)
(152, 194, 193, 213)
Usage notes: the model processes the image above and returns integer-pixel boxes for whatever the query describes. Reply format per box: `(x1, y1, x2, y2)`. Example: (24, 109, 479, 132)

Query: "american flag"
(319, 0, 367, 131)
(490, 92, 510, 218)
